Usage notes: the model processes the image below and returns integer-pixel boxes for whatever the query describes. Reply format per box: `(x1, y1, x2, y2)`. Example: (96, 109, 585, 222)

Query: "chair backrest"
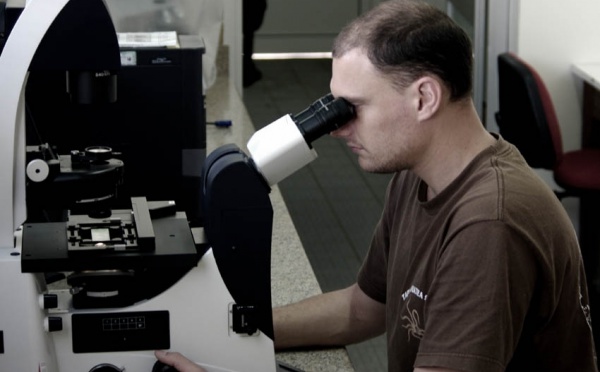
(495, 52, 563, 169)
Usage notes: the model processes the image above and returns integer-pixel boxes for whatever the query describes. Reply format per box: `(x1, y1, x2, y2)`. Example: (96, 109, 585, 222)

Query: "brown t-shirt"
(358, 136, 598, 372)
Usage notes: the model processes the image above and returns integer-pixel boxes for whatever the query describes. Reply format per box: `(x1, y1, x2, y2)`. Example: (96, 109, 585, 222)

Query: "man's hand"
(154, 350, 207, 372)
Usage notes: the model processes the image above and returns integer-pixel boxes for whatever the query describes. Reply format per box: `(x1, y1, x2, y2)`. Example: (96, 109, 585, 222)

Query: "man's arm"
(273, 283, 385, 349)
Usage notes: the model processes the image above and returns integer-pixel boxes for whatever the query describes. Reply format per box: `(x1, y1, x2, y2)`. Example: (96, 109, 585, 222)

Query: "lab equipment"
(24, 27, 206, 227)
(0, 0, 354, 371)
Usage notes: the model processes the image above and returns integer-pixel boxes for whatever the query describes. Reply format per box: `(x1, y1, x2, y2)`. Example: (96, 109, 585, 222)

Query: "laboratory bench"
(205, 73, 355, 372)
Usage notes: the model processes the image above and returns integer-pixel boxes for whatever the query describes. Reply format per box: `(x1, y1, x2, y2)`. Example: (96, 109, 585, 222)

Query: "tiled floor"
(243, 58, 390, 372)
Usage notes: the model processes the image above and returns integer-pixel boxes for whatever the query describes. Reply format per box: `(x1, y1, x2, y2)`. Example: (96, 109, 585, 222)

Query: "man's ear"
(415, 76, 443, 121)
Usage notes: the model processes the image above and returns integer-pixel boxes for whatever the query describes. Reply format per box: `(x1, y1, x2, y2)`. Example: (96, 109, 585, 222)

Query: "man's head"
(329, 0, 478, 175)
(332, 0, 473, 102)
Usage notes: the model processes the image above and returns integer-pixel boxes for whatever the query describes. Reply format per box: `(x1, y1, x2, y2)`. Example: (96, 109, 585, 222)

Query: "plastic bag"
(105, 0, 224, 90)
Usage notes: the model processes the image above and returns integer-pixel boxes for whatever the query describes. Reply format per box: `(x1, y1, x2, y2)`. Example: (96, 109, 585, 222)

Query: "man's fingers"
(154, 350, 203, 371)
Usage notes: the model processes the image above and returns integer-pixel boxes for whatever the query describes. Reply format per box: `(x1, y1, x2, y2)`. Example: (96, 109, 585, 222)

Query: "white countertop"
(572, 62, 600, 90)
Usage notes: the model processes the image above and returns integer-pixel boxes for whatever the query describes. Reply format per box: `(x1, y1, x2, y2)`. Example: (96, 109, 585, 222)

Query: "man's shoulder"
(451, 140, 570, 230)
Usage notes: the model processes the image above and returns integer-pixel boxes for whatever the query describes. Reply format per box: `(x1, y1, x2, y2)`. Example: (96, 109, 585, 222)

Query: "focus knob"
(152, 361, 178, 372)
(43, 316, 62, 332)
(39, 293, 58, 309)
(89, 364, 123, 372)
(26, 159, 50, 182)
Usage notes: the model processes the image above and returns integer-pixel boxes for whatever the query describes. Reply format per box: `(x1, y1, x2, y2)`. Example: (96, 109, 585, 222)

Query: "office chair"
(495, 52, 600, 199)
(495, 52, 600, 297)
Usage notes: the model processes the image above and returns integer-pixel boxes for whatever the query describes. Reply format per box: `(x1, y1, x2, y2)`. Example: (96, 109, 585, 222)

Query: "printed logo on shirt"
(401, 285, 428, 301)
(580, 289, 593, 331)
(401, 285, 427, 341)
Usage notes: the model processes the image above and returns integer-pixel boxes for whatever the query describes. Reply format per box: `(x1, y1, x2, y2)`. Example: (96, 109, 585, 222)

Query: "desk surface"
(205, 74, 355, 372)
(572, 62, 600, 91)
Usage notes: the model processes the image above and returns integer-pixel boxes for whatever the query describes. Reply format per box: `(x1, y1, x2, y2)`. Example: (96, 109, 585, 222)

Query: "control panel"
(72, 310, 169, 353)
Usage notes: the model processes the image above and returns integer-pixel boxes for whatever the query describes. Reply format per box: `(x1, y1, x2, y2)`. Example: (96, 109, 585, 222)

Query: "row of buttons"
(102, 317, 145, 331)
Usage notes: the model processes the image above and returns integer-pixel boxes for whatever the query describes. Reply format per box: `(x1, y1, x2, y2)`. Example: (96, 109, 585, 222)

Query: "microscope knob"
(26, 158, 50, 182)
(43, 316, 63, 332)
(39, 293, 58, 309)
(152, 361, 178, 372)
(89, 364, 123, 372)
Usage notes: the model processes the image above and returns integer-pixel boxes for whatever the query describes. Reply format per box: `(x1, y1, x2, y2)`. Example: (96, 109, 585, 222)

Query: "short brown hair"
(332, 0, 473, 102)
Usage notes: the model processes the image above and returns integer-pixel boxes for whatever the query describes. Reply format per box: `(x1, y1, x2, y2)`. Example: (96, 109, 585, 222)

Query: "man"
(273, 0, 597, 371)
(157, 0, 598, 371)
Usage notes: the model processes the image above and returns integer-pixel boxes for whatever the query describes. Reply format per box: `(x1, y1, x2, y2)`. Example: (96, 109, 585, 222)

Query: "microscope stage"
(21, 210, 200, 272)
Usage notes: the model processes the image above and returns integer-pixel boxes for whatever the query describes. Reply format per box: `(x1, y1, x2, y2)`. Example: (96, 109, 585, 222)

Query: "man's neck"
(416, 101, 495, 200)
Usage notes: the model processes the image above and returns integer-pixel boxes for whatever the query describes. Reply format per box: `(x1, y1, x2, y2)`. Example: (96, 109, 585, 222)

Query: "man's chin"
(358, 159, 380, 173)
(359, 158, 396, 174)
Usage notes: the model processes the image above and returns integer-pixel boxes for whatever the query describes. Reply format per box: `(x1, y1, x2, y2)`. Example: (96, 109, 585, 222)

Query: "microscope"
(0, 0, 355, 371)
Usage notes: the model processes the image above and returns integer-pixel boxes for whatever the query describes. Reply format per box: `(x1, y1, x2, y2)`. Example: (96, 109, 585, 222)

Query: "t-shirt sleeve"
(414, 220, 538, 372)
(357, 175, 400, 305)
(357, 217, 388, 304)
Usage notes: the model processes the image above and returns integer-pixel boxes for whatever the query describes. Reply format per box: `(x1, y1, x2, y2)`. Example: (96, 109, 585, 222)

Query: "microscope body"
(0, 0, 354, 370)
(0, 0, 277, 371)
(1, 232, 277, 372)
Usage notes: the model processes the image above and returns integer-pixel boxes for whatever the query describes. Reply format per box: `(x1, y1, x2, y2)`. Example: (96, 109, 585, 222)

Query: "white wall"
(514, 0, 600, 151)
(254, 0, 445, 54)
(255, 0, 361, 53)
(223, 0, 242, 96)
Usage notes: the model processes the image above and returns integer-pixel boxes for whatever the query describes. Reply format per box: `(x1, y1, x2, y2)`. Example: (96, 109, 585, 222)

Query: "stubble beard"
(358, 154, 406, 174)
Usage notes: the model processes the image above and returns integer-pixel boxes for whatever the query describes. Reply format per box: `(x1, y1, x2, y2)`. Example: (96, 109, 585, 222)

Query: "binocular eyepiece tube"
(293, 93, 355, 145)
(247, 93, 356, 186)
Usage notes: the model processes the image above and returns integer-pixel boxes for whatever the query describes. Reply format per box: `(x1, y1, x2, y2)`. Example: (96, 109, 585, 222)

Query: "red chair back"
(496, 52, 564, 168)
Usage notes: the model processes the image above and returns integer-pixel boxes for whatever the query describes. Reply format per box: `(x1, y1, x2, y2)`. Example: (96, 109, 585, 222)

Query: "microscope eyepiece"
(292, 93, 334, 125)
(246, 93, 356, 186)
(292, 93, 355, 145)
